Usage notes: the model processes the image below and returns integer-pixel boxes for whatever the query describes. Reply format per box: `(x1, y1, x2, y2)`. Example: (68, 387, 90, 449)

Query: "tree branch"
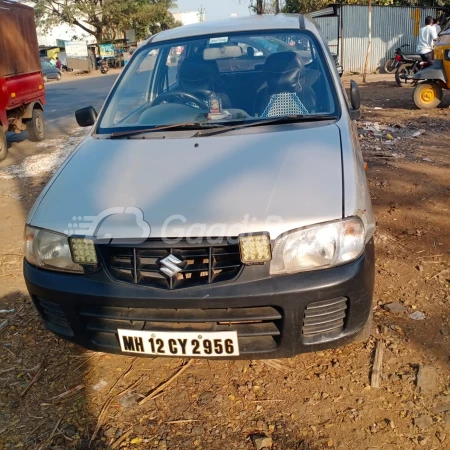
(72, 18, 96, 36)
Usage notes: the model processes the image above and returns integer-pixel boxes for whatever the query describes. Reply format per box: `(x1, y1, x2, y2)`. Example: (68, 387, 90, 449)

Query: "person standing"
(416, 16, 438, 65)
(433, 18, 441, 35)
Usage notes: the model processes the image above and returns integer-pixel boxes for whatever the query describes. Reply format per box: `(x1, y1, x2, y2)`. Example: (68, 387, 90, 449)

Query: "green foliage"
(30, 0, 180, 42)
(282, 0, 327, 14)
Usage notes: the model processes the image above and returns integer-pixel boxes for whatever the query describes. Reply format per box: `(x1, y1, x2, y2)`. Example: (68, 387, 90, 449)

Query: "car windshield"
(98, 30, 338, 134)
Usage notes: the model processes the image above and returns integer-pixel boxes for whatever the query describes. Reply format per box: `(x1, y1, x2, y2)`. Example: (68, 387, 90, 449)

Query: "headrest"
(178, 56, 220, 91)
(264, 51, 305, 94)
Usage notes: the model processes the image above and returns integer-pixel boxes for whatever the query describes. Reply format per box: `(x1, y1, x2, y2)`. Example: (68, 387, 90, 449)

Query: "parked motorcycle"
(395, 60, 429, 87)
(384, 44, 422, 73)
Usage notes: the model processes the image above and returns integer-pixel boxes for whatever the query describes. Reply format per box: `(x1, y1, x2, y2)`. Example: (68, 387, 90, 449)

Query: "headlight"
(24, 226, 84, 273)
(270, 218, 365, 275)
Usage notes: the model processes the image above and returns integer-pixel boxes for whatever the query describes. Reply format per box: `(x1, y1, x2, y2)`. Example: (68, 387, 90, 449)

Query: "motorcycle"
(100, 59, 109, 74)
(395, 60, 430, 87)
(384, 44, 422, 73)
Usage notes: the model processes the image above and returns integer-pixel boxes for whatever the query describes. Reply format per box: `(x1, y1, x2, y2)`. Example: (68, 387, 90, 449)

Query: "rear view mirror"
(203, 46, 243, 60)
(349, 80, 361, 120)
(75, 106, 98, 127)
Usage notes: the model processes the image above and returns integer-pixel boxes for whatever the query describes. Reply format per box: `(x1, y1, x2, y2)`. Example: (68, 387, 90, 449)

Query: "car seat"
(177, 56, 232, 109)
(254, 52, 316, 117)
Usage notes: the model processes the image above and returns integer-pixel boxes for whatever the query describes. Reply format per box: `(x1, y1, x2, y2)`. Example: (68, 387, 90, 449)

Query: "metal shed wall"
(341, 5, 437, 73)
(314, 16, 340, 55)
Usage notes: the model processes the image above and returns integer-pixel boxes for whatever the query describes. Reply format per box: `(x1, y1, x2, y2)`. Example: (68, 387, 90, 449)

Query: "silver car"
(24, 15, 375, 359)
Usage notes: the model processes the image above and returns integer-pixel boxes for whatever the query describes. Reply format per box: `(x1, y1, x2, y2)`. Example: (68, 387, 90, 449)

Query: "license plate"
(117, 329, 240, 357)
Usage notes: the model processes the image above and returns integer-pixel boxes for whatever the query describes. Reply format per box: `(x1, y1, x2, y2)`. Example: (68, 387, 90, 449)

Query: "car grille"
(35, 298, 74, 337)
(302, 297, 347, 341)
(100, 242, 243, 290)
(80, 305, 282, 354)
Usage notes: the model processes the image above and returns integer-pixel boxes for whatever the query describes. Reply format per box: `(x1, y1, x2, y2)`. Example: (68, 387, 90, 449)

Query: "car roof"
(149, 14, 316, 44)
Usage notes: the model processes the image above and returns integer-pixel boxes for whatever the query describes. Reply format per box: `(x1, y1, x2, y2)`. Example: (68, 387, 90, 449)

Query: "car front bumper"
(24, 239, 375, 359)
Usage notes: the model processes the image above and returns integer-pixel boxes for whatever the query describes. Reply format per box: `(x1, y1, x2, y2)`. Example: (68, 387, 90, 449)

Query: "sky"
(171, 0, 252, 21)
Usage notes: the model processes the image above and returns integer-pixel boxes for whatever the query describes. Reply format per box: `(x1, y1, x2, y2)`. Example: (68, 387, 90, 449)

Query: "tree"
(282, 0, 328, 14)
(244, 0, 278, 14)
(30, 0, 180, 43)
(256, 0, 264, 13)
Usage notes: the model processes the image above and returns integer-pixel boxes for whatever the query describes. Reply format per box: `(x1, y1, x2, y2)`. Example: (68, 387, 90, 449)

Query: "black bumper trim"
(25, 239, 375, 359)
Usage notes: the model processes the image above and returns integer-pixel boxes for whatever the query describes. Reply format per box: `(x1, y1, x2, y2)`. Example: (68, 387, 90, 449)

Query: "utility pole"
(362, 0, 372, 83)
(198, 5, 206, 22)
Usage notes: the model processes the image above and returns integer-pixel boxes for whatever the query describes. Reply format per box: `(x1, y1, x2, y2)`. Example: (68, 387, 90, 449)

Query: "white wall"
(37, 23, 96, 46)
(172, 11, 205, 25)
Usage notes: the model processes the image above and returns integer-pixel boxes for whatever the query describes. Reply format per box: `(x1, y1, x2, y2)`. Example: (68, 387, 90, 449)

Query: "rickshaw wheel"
(413, 81, 443, 109)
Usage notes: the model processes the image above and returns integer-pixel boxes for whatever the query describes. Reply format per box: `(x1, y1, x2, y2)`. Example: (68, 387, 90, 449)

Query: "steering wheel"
(152, 91, 209, 110)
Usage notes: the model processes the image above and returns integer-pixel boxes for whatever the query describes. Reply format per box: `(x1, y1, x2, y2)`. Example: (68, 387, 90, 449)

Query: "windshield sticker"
(209, 36, 228, 44)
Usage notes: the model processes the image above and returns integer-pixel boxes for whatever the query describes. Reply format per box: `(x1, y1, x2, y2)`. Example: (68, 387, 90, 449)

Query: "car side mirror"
(75, 106, 98, 127)
(349, 80, 361, 120)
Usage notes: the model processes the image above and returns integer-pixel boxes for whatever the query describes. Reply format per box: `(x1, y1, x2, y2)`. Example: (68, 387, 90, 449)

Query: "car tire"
(413, 81, 443, 109)
(27, 109, 45, 142)
(0, 127, 7, 162)
(353, 308, 373, 344)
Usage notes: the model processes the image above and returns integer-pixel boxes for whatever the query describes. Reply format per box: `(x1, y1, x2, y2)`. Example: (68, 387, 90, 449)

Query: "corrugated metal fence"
(315, 5, 437, 73)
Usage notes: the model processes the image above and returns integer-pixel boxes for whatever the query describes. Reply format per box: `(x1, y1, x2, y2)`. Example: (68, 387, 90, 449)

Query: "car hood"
(30, 124, 343, 240)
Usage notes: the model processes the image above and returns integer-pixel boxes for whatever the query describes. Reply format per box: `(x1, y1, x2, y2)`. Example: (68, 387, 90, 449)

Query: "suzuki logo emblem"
(160, 254, 183, 277)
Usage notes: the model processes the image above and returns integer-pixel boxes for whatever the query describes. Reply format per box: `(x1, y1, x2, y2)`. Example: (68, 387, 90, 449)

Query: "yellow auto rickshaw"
(413, 32, 450, 109)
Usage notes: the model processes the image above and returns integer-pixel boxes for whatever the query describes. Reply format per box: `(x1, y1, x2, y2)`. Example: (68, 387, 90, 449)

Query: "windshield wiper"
(109, 122, 224, 139)
(193, 115, 338, 137)
(109, 114, 336, 139)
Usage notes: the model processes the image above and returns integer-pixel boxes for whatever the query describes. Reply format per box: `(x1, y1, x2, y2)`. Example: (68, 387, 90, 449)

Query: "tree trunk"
(362, 0, 372, 83)
(256, 0, 263, 14)
(96, 29, 103, 43)
(275, 0, 280, 13)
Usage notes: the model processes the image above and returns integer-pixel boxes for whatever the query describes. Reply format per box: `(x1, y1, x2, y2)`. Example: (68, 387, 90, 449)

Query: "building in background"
(311, 4, 447, 74)
(37, 23, 96, 47)
(172, 10, 206, 25)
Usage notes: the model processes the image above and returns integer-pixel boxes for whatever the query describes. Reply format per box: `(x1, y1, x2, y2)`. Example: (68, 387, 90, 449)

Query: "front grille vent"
(80, 305, 282, 354)
(100, 243, 243, 290)
(302, 297, 347, 341)
(37, 298, 74, 337)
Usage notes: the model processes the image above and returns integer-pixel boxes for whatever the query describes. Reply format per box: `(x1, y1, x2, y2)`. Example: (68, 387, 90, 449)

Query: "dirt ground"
(0, 76, 449, 450)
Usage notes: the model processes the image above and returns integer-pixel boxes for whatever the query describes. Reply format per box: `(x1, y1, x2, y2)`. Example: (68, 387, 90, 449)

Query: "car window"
(105, 49, 160, 124)
(98, 30, 338, 133)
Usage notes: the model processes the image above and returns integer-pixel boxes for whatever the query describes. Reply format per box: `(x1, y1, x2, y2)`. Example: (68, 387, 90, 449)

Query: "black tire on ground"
(353, 308, 373, 344)
(27, 108, 45, 142)
(384, 58, 397, 74)
(413, 81, 443, 109)
(0, 127, 7, 162)
(395, 63, 416, 87)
